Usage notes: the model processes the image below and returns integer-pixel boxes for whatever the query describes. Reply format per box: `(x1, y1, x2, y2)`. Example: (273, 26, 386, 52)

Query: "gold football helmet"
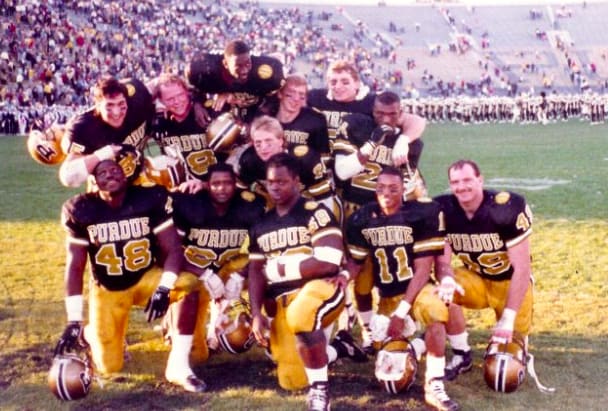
(206, 112, 242, 152)
(483, 332, 527, 393)
(27, 123, 66, 165)
(216, 298, 255, 354)
(375, 339, 418, 394)
(141, 155, 186, 189)
(48, 353, 93, 401)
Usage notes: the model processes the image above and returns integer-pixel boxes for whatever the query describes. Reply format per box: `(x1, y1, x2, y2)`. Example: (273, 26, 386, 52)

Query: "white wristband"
(394, 300, 412, 319)
(94, 145, 116, 162)
(65, 294, 83, 322)
(159, 271, 178, 289)
(501, 308, 517, 325)
(359, 141, 376, 157)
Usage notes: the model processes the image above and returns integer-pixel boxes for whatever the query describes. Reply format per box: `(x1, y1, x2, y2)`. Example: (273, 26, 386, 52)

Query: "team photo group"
(29, 38, 555, 411)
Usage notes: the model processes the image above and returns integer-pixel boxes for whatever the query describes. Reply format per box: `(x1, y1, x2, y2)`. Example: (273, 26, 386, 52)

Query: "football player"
(234, 115, 337, 218)
(248, 153, 347, 410)
(334, 91, 426, 350)
(59, 76, 154, 187)
(150, 73, 219, 192)
(55, 159, 206, 392)
(345, 167, 460, 411)
(307, 60, 376, 155)
(186, 39, 285, 124)
(434, 159, 534, 383)
(274, 73, 330, 162)
(170, 162, 266, 358)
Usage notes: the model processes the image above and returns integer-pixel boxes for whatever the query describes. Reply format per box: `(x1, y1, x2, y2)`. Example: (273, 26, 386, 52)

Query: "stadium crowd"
(1, 0, 607, 134)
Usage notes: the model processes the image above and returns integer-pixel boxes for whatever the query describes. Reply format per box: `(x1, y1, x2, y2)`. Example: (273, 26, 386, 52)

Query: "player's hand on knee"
(145, 286, 171, 322)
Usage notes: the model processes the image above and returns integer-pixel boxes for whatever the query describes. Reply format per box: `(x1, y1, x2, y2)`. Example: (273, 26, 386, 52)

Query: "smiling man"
(59, 76, 154, 187)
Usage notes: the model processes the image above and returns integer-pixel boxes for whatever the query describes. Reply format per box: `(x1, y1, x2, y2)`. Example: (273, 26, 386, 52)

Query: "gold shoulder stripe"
(495, 191, 510, 205)
(417, 196, 432, 203)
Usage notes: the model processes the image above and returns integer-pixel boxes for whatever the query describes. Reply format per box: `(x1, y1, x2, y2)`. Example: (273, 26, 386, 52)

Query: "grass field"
(0, 121, 607, 411)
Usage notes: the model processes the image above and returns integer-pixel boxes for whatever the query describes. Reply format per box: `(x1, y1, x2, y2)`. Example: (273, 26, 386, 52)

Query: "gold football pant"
(377, 283, 449, 325)
(452, 266, 533, 336)
(86, 268, 200, 374)
(270, 279, 345, 391)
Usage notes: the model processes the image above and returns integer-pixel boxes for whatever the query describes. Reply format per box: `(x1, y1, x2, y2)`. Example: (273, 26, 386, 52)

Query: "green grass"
(0, 123, 607, 410)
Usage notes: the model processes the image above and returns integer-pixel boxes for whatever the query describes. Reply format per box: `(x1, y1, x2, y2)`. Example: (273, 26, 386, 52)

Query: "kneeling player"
(344, 167, 459, 411)
(248, 153, 346, 411)
(54, 159, 205, 392)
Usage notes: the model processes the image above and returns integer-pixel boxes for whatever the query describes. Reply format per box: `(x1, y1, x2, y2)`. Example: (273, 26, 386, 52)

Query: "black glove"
(144, 286, 171, 322)
(54, 321, 85, 356)
(369, 124, 397, 146)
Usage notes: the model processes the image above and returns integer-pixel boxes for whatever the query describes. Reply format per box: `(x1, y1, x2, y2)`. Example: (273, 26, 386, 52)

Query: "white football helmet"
(375, 339, 418, 394)
(48, 353, 93, 401)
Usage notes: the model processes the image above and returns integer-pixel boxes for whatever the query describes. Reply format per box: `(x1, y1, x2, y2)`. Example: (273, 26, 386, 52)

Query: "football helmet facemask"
(206, 112, 242, 152)
(375, 339, 418, 394)
(27, 123, 66, 165)
(215, 298, 255, 354)
(483, 332, 527, 393)
(48, 353, 93, 401)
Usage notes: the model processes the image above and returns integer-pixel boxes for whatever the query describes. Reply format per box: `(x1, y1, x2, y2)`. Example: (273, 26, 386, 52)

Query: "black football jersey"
(434, 190, 533, 281)
(346, 199, 445, 298)
(62, 185, 173, 291)
(237, 146, 333, 204)
(280, 106, 330, 157)
(63, 78, 153, 154)
(334, 113, 412, 206)
(172, 189, 266, 272)
(151, 109, 217, 180)
(307, 88, 375, 151)
(187, 53, 284, 122)
(249, 197, 342, 298)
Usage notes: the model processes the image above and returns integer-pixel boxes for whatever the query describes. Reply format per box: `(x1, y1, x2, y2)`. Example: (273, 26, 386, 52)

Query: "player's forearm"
(403, 256, 433, 305)
(247, 262, 266, 316)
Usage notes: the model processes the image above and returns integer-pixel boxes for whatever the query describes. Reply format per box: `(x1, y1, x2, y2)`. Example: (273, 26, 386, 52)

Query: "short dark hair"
(92, 75, 128, 102)
(266, 152, 299, 178)
(379, 166, 403, 179)
(224, 40, 250, 57)
(375, 91, 400, 106)
(448, 159, 481, 177)
(208, 162, 236, 180)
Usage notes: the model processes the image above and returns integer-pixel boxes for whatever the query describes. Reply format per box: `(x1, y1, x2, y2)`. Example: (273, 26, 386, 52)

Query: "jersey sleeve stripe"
(310, 227, 343, 243)
(413, 237, 446, 253)
(347, 245, 368, 260)
(506, 228, 532, 249)
(67, 236, 89, 246)
(152, 218, 174, 234)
